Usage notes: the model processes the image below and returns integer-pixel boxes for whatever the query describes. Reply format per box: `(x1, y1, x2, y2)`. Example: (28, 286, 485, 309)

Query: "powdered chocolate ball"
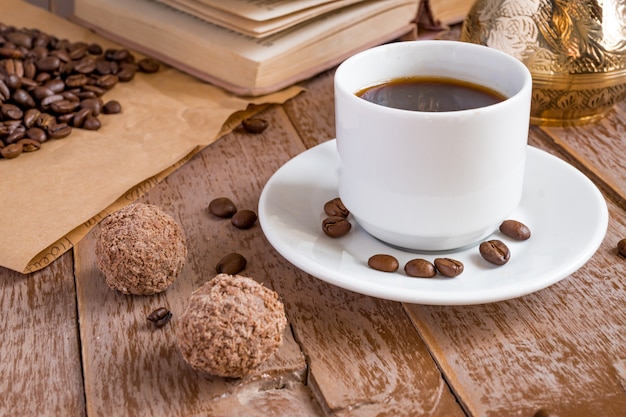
(176, 274, 287, 378)
(95, 203, 187, 295)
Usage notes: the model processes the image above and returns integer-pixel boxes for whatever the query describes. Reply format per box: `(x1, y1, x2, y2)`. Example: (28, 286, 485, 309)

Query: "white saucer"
(258, 140, 608, 305)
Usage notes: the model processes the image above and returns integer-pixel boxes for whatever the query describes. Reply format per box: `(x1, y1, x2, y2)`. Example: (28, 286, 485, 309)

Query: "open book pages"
(72, 0, 418, 96)
(429, 0, 475, 27)
(154, 0, 367, 38)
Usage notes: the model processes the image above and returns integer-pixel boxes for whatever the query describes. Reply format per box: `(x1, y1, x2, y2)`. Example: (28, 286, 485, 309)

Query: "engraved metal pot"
(461, 0, 626, 126)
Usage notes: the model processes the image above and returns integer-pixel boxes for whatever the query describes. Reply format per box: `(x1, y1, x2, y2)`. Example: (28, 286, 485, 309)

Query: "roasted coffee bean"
(45, 79, 65, 94)
(35, 55, 60, 72)
(1, 142, 23, 159)
(46, 122, 72, 139)
(323, 197, 349, 217)
(102, 100, 122, 114)
(82, 84, 106, 96)
(404, 258, 437, 278)
(95, 59, 114, 75)
(6, 31, 32, 48)
(0, 46, 23, 59)
(63, 90, 80, 102)
(216, 252, 248, 275)
(147, 307, 172, 328)
(434, 258, 464, 277)
(57, 112, 75, 124)
(0, 80, 10, 100)
(368, 254, 399, 272)
(138, 57, 160, 73)
(116, 67, 136, 82)
(72, 107, 92, 128)
(2, 103, 23, 120)
(232, 209, 258, 229)
(82, 117, 101, 131)
(322, 216, 351, 237)
(242, 117, 268, 133)
(32, 85, 54, 100)
(111, 49, 131, 62)
(18, 138, 42, 152)
(6, 126, 25, 144)
(25, 127, 47, 142)
(31, 45, 49, 60)
(80, 97, 103, 115)
(50, 99, 79, 114)
(87, 43, 103, 55)
(499, 219, 531, 241)
(617, 238, 626, 258)
(479, 239, 511, 265)
(65, 73, 89, 88)
(40, 94, 64, 108)
(208, 197, 237, 218)
(5, 58, 24, 77)
(23, 108, 41, 128)
(73, 56, 96, 73)
(68, 42, 88, 60)
(5, 73, 22, 90)
(23, 60, 37, 80)
(36, 112, 56, 128)
(96, 74, 119, 90)
(12, 89, 35, 108)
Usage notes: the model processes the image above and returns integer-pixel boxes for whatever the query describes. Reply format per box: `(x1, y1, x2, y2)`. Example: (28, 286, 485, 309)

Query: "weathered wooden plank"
(404, 129, 626, 416)
(284, 69, 337, 149)
(0, 252, 85, 416)
(281, 71, 465, 416)
(73, 105, 322, 416)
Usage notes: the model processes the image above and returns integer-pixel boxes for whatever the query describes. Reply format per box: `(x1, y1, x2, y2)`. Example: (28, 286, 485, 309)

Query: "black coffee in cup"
(356, 76, 505, 112)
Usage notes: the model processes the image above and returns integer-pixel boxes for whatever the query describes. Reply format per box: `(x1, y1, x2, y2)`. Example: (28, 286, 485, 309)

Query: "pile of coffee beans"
(320, 197, 533, 278)
(0, 23, 160, 160)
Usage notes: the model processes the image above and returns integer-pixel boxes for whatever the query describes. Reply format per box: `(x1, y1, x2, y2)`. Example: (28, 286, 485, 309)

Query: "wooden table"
(3, 20, 626, 417)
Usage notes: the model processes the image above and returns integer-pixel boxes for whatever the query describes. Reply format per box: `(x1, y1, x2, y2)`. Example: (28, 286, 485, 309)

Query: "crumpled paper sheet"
(1, 0, 303, 274)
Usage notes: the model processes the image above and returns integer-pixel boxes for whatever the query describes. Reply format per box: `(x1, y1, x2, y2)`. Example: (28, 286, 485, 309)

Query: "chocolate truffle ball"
(176, 274, 287, 378)
(95, 203, 187, 295)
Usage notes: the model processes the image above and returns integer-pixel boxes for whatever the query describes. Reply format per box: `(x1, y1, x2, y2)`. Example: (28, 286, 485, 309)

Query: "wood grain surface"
(4, 5, 626, 416)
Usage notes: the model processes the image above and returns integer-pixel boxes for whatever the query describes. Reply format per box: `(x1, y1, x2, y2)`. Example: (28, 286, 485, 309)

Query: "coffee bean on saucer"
(617, 238, 626, 258)
(404, 258, 436, 278)
(242, 117, 268, 134)
(368, 254, 399, 272)
(434, 258, 464, 277)
(499, 219, 531, 241)
(208, 197, 237, 218)
(479, 239, 511, 265)
(231, 209, 258, 229)
(323, 197, 349, 217)
(322, 216, 351, 237)
(216, 252, 247, 275)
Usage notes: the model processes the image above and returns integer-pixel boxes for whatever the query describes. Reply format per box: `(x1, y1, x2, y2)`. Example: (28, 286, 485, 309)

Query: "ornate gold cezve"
(461, 0, 626, 125)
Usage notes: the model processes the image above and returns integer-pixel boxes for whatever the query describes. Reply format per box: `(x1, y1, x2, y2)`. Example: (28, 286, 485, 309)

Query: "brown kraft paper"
(0, 0, 303, 273)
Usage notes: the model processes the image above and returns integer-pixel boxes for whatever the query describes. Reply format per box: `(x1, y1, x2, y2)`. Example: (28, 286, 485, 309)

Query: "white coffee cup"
(334, 40, 532, 251)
